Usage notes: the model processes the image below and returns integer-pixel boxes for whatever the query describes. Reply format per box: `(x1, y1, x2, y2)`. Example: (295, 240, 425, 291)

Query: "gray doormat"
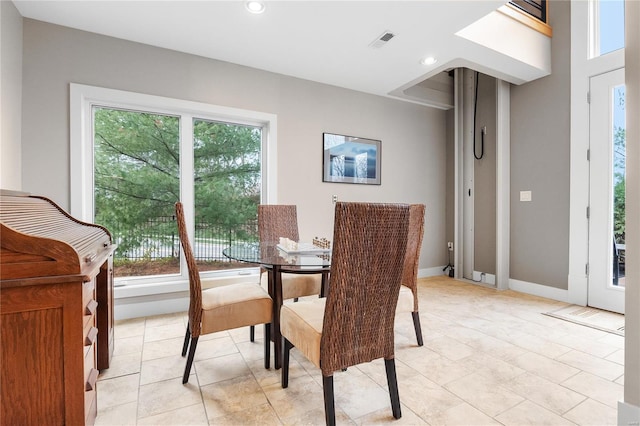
(544, 305, 625, 336)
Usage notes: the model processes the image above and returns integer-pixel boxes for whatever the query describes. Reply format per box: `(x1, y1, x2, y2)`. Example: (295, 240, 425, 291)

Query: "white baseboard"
(508, 278, 569, 303)
(113, 273, 259, 320)
(473, 270, 496, 285)
(419, 266, 449, 278)
(567, 272, 588, 306)
(618, 401, 640, 425)
(115, 291, 189, 320)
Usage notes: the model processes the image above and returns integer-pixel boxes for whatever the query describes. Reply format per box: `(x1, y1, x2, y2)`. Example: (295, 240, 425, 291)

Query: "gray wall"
(474, 73, 497, 275)
(0, 0, 23, 190)
(510, 0, 571, 289)
(20, 19, 448, 270)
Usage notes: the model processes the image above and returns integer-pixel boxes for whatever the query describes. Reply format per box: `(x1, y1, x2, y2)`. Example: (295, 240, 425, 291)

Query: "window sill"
(114, 271, 260, 299)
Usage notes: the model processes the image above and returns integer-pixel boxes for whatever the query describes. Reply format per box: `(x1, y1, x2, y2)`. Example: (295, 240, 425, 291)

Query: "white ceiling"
(13, 1, 545, 106)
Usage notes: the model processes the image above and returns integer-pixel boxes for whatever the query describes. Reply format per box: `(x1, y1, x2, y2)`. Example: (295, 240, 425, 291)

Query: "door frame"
(453, 69, 510, 290)
(567, 0, 624, 307)
(587, 67, 625, 314)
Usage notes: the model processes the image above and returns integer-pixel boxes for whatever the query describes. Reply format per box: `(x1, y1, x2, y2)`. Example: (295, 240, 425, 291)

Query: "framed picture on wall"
(322, 133, 381, 185)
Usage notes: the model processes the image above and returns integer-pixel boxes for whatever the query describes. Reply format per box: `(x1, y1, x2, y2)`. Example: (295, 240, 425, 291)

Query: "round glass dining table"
(223, 242, 331, 369)
(223, 242, 331, 271)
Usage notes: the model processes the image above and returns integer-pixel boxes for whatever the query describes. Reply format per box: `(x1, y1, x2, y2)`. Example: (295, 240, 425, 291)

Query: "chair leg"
(281, 337, 293, 388)
(181, 323, 190, 357)
(183, 336, 199, 384)
(320, 270, 329, 298)
(384, 358, 402, 419)
(411, 311, 424, 346)
(250, 325, 255, 342)
(264, 323, 271, 370)
(323, 375, 336, 426)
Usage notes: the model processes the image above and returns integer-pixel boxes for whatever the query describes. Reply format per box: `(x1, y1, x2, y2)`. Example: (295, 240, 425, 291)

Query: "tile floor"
(96, 277, 624, 425)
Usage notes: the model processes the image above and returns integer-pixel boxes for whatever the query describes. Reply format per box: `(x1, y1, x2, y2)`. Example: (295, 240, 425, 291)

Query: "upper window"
(509, 0, 547, 23)
(590, 0, 625, 58)
(71, 84, 277, 286)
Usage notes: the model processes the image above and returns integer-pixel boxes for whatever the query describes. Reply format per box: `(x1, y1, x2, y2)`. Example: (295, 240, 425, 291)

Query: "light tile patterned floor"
(96, 277, 624, 425)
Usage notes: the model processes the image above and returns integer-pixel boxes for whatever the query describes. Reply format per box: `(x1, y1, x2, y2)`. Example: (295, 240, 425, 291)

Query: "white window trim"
(69, 83, 278, 291)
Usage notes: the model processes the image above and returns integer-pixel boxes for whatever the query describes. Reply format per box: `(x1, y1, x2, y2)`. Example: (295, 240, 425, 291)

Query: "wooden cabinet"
(0, 190, 116, 425)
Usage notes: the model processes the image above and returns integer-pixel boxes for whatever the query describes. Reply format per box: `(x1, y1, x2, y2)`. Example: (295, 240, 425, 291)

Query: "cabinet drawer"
(83, 279, 96, 308)
(84, 299, 97, 330)
(84, 345, 98, 425)
(83, 316, 95, 338)
(84, 343, 97, 381)
(84, 326, 98, 350)
(84, 387, 97, 426)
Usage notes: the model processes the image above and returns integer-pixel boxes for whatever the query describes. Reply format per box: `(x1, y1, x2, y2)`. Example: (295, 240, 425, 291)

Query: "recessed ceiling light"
(246, 1, 266, 14)
(421, 56, 437, 66)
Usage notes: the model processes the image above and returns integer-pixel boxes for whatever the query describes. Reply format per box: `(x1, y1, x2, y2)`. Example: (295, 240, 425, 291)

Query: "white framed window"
(589, 0, 625, 58)
(70, 84, 278, 288)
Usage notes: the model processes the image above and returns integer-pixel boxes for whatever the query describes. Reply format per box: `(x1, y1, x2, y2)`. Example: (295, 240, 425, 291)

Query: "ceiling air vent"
(369, 31, 396, 49)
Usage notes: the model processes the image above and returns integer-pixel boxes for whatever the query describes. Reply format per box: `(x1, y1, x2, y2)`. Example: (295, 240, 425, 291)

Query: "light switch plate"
(520, 190, 532, 202)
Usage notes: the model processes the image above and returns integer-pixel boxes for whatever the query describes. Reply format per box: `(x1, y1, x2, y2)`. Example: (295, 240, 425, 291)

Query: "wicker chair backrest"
(175, 202, 203, 338)
(401, 204, 426, 311)
(320, 202, 409, 375)
(258, 205, 299, 244)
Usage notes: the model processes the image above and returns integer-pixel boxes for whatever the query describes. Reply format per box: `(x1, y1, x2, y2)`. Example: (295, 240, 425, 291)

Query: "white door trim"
(496, 80, 510, 290)
(454, 68, 464, 279)
(462, 69, 475, 280)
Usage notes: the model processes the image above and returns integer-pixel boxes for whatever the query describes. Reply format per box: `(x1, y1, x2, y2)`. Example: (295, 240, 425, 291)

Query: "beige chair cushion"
(280, 298, 326, 368)
(396, 284, 414, 314)
(201, 283, 272, 335)
(260, 271, 322, 300)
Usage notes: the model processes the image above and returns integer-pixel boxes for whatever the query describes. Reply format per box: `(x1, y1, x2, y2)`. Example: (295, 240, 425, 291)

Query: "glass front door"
(588, 68, 626, 314)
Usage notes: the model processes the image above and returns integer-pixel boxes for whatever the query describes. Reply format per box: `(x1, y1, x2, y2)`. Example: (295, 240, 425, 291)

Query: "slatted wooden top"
(0, 190, 114, 283)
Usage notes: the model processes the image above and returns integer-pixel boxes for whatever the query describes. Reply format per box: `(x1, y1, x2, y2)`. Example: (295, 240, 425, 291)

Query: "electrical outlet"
(332, 195, 338, 203)
(447, 242, 453, 250)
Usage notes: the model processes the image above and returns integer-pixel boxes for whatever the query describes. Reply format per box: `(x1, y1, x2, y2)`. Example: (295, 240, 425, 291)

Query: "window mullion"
(180, 115, 195, 281)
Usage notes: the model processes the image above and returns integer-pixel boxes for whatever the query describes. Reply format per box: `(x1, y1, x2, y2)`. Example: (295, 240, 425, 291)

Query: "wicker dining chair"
(396, 204, 426, 346)
(249, 204, 323, 342)
(280, 202, 409, 425)
(175, 202, 273, 384)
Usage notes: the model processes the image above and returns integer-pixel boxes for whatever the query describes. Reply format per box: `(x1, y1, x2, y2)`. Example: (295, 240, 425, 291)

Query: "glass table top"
(223, 242, 331, 269)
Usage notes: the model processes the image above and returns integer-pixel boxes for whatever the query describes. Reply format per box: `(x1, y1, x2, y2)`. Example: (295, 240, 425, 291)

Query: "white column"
(619, 0, 640, 423)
